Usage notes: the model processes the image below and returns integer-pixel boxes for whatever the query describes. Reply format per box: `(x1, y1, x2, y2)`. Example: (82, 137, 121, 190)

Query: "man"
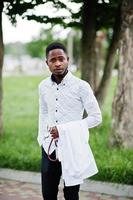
(37, 42, 102, 200)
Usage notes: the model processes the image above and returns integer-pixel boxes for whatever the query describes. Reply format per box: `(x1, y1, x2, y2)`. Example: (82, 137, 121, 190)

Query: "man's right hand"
(50, 126, 59, 139)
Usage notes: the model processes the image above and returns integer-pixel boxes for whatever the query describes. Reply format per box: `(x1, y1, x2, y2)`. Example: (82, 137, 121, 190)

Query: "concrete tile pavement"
(0, 178, 132, 200)
(0, 168, 133, 200)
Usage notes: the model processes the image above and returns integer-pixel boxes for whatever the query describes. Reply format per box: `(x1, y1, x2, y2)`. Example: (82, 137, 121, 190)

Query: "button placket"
(55, 86, 60, 124)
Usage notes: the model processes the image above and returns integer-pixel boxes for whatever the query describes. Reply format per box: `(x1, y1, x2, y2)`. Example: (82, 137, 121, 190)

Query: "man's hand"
(50, 126, 59, 139)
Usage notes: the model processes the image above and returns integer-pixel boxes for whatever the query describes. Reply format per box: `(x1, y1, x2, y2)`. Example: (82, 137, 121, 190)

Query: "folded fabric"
(57, 119, 98, 186)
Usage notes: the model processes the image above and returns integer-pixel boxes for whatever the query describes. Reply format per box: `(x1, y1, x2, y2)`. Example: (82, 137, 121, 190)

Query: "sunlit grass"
(0, 74, 132, 184)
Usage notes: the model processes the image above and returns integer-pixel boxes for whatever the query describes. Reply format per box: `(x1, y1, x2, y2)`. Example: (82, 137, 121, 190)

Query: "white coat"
(57, 119, 98, 186)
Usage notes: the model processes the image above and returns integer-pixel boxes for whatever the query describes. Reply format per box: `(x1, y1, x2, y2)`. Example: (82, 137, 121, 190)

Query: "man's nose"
(55, 60, 61, 66)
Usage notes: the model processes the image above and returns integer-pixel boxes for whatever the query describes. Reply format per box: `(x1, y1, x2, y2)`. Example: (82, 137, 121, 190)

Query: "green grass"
(0, 74, 133, 185)
(1, 76, 43, 171)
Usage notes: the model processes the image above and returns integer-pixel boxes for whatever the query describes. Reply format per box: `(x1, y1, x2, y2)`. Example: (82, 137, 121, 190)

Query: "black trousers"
(41, 147, 80, 200)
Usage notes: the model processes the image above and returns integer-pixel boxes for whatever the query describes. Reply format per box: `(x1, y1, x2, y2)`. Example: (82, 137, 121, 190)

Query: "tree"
(26, 29, 55, 58)
(0, 2, 4, 135)
(0, 0, 121, 135)
(110, 0, 133, 148)
(95, 3, 121, 105)
(5, 42, 26, 56)
(0, 0, 49, 135)
(25, 0, 121, 104)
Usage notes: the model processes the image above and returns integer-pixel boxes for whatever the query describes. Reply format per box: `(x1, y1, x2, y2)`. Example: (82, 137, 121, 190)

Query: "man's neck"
(52, 69, 68, 84)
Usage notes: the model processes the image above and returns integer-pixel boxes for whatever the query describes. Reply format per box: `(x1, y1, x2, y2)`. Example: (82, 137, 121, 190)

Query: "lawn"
(0, 74, 132, 185)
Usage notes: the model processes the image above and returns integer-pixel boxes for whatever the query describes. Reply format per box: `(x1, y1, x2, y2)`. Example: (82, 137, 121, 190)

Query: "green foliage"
(26, 28, 66, 58)
(0, 75, 133, 184)
(26, 29, 53, 58)
(5, 42, 26, 56)
(26, 40, 43, 58)
(4, 0, 120, 31)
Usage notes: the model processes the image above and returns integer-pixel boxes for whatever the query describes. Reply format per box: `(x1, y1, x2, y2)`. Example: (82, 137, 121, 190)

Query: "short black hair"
(46, 42, 68, 58)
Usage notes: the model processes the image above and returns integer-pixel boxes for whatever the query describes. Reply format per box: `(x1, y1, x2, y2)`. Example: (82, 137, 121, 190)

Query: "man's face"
(46, 49, 69, 76)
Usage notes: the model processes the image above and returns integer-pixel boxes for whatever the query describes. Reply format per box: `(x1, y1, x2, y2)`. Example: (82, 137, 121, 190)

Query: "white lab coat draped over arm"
(79, 81, 102, 129)
(57, 120, 98, 186)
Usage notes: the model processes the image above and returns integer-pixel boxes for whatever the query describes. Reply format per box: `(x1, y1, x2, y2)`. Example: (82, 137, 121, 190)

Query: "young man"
(38, 42, 102, 200)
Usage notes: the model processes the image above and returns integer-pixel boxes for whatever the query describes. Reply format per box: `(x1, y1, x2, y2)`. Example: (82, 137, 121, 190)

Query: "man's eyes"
(58, 57, 64, 62)
(50, 57, 65, 63)
(50, 58, 56, 63)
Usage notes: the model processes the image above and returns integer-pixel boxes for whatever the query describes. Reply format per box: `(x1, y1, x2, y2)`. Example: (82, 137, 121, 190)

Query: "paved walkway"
(0, 178, 132, 200)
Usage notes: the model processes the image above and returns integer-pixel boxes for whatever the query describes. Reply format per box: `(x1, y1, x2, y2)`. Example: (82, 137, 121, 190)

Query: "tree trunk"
(95, 4, 121, 107)
(110, 0, 133, 148)
(81, 0, 97, 90)
(0, 3, 4, 136)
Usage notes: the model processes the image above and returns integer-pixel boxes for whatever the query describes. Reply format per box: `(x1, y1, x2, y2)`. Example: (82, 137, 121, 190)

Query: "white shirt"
(37, 71, 102, 153)
(57, 119, 98, 186)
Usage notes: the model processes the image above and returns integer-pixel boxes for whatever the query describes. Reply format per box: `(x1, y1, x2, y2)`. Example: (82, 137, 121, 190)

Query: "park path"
(0, 178, 132, 200)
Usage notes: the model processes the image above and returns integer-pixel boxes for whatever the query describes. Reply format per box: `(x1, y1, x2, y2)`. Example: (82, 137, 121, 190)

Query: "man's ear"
(45, 59, 49, 68)
(67, 57, 69, 61)
(46, 59, 48, 65)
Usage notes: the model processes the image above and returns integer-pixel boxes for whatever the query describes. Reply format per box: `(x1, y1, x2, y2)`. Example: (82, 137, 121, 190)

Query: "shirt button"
(56, 110, 58, 112)
(56, 98, 58, 101)
(56, 120, 58, 123)
(57, 88, 59, 90)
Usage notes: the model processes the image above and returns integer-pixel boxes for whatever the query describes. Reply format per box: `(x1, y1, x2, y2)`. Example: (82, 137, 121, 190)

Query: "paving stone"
(0, 179, 132, 200)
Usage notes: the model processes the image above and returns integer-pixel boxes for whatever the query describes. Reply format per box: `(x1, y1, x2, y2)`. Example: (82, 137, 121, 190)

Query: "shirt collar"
(50, 71, 73, 86)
